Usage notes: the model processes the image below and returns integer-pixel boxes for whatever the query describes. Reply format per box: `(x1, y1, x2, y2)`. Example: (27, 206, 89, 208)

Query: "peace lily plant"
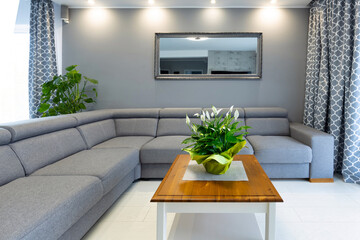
(182, 106, 250, 175)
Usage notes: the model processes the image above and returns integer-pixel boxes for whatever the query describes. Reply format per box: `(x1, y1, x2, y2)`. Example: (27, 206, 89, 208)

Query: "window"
(0, 0, 30, 123)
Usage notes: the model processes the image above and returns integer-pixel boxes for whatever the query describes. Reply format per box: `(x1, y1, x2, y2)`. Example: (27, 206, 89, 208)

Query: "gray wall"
(63, 8, 309, 122)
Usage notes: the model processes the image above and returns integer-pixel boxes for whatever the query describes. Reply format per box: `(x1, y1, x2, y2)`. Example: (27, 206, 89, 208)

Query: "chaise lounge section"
(0, 107, 334, 239)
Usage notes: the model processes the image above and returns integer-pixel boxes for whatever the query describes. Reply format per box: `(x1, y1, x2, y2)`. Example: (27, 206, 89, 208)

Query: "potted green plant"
(182, 106, 250, 175)
(38, 65, 98, 117)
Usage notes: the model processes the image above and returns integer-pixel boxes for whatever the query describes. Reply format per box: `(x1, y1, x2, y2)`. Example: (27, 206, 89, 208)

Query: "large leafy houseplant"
(39, 65, 98, 117)
(182, 106, 250, 175)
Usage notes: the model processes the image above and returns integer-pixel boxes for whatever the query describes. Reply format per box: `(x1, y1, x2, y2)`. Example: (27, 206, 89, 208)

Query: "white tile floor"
(83, 175, 360, 240)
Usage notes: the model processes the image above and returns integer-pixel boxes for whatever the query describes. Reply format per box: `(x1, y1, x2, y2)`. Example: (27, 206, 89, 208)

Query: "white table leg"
(157, 203, 167, 240)
(265, 203, 276, 240)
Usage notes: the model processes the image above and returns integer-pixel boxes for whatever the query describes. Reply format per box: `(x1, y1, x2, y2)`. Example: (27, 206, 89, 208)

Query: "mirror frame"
(154, 32, 263, 80)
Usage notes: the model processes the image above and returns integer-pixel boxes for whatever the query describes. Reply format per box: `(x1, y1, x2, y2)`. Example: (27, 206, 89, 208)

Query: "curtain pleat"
(304, 0, 360, 183)
(28, 0, 57, 118)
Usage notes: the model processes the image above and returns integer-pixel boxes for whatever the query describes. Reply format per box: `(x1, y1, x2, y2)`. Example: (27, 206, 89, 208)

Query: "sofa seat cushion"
(93, 136, 154, 150)
(237, 138, 254, 155)
(141, 136, 188, 164)
(247, 136, 312, 164)
(32, 148, 139, 195)
(0, 176, 102, 240)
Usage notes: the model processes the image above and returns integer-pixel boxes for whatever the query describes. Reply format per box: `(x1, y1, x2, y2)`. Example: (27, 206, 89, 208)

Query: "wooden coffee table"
(151, 154, 283, 240)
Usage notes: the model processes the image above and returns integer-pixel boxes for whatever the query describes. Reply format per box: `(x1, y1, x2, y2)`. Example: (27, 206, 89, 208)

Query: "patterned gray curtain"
(28, 0, 57, 118)
(304, 0, 360, 183)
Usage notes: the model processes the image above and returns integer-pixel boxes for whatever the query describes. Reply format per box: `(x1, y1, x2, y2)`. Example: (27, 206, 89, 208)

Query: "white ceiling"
(52, 0, 312, 8)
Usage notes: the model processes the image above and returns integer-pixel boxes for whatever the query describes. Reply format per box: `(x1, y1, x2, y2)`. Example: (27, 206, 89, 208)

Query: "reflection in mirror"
(154, 33, 262, 80)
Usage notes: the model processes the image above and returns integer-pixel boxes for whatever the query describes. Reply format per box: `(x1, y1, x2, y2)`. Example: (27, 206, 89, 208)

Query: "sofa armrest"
(290, 122, 334, 181)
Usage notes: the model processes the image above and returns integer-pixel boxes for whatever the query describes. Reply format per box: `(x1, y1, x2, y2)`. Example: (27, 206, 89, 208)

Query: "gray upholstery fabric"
(157, 118, 201, 136)
(59, 170, 135, 240)
(115, 118, 158, 137)
(261, 163, 310, 178)
(159, 108, 202, 118)
(0, 146, 25, 186)
(92, 136, 153, 149)
(0, 128, 11, 145)
(0, 176, 102, 240)
(141, 163, 172, 178)
(0, 115, 77, 142)
(290, 122, 334, 179)
(112, 108, 159, 118)
(237, 139, 254, 155)
(244, 107, 288, 118)
(134, 163, 141, 179)
(141, 136, 188, 164)
(246, 118, 290, 136)
(32, 148, 139, 195)
(247, 135, 312, 164)
(70, 109, 114, 125)
(157, 108, 202, 136)
(10, 129, 86, 175)
(77, 119, 116, 149)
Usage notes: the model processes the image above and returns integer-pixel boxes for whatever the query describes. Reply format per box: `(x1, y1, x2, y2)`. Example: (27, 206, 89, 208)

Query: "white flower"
(217, 108, 223, 115)
(200, 114, 205, 122)
(211, 112, 214, 117)
(194, 113, 200, 117)
(212, 106, 217, 114)
(206, 111, 211, 120)
(186, 114, 191, 125)
(234, 109, 239, 121)
(229, 105, 234, 113)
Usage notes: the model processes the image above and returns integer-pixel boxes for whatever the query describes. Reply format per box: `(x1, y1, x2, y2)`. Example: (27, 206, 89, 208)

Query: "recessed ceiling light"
(187, 37, 208, 41)
(88, 0, 95, 5)
(211, 0, 216, 4)
(149, 0, 155, 4)
(271, 0, 277, 4)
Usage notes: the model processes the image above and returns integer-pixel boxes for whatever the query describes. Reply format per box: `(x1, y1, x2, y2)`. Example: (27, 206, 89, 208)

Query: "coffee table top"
(151, 154, 283, 203)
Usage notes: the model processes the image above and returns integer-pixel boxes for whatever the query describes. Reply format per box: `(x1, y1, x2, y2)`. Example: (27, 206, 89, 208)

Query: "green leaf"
(38, 103, 50, 113)
(48, 108, 57, 116)
(74, 73, 82, 83)
(84, 76, 98, 84)
(84, 98, 94, 103)
(79, 103, 86, 109)
(65, 65, 77, 71)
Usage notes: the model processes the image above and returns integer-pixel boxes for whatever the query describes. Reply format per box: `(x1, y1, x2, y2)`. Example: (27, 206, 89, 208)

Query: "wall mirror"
(154, 32, 262, 80)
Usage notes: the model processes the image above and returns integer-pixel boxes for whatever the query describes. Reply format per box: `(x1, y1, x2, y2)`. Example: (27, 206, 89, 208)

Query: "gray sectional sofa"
(0, 107, 334, 240)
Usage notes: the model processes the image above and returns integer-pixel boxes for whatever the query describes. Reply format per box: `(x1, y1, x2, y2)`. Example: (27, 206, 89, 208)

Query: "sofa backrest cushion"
(113, 108, 159, 137)
(71, 109, 114, 125)
(157, 108, 202, 136)
(244, 107, 289, 136)
(77, 119, 116, 148)
(10, 129, 86, 175)
(0, 146, 25, 186)
(0, 115, 77, 142)
(0, 128, 25, 186)
(115, 119, 158, 136)
(112, 108, 159, 118)
(0, 128, 11, 145)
